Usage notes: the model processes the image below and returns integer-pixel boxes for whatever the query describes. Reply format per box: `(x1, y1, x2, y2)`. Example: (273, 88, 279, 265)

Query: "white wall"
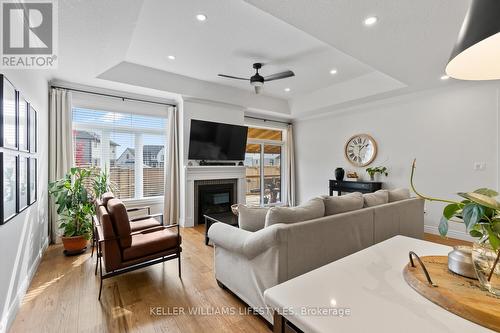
(294, 84, 499, 240)
(0, 70, 49, 333)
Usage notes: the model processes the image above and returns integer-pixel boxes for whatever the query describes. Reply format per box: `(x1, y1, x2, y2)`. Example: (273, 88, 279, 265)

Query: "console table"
(329, 180, 382, 196)
(264, 236, 489, 333)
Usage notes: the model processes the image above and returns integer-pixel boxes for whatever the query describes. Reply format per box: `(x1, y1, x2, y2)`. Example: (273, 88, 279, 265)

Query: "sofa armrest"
(208, 223, 282, 259)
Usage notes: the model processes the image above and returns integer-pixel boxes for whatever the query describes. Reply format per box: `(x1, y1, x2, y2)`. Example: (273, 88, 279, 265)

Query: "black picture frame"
(17, 156, 28, 212)
(18, 93, 29, 152)
(28, 157, 37, 205)
(28, 105, 37, 153)
(0, 75, 18, 150)
(1, 152, 18, 224)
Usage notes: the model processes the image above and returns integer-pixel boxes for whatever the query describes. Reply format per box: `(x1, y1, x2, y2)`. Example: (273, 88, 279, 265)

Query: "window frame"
(245, 126, 287, 207)
(72, 108, 167, 204)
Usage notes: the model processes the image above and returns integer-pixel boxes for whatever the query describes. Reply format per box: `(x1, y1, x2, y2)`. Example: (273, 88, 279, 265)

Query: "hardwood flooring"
(9, 228, 468, 333)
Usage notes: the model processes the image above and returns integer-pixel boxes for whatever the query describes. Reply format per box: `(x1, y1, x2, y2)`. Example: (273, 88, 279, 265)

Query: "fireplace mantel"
(181, 166, 246, 227)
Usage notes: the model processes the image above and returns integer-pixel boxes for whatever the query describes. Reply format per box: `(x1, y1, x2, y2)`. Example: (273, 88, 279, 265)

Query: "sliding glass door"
(245, 127, 284, 206)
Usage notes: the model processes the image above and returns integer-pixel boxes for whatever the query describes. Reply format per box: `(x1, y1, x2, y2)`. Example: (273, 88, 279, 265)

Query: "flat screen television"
(188, 119, 248, 161)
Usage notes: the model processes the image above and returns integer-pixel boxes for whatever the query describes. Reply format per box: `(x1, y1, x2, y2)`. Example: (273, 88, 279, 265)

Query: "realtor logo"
(1, 0, 58, 68)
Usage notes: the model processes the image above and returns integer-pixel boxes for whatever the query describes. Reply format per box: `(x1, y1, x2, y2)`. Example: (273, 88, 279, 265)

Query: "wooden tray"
(403, 255, 500, 331)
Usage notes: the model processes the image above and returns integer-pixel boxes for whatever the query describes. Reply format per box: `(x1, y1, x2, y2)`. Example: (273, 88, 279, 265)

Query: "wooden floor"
(9, 228, 469, 333)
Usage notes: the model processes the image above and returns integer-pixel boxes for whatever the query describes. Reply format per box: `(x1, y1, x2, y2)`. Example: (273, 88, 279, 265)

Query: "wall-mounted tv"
(188, 119, 248, 161)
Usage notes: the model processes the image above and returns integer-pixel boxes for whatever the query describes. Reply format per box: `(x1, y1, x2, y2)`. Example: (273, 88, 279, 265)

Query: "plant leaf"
(458, 192, 500, 210)
(443, 203, 461, 220)
(438, 216, 449, 236)
(470, 230, 483, 238)
(486, 226, 500, 252)
(462, 203, 483, 232)
(474, 188, 499, 197)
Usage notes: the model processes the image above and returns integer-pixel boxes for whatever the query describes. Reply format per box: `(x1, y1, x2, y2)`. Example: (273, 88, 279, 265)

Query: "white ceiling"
(52, 0, 479, 117)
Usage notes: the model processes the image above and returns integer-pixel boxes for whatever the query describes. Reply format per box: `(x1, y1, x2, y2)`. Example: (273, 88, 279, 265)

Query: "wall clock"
(344, 134, 377, 167)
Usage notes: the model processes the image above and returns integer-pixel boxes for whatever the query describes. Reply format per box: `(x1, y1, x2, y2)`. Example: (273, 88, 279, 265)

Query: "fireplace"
(193, 179, 237, 225)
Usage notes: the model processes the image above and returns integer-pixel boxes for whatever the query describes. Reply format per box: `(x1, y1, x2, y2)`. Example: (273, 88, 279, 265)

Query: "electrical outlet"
(473, 162, 486, 171)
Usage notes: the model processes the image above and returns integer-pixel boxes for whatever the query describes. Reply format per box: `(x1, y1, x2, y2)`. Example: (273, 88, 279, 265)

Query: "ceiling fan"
(218, 63, 295, 94)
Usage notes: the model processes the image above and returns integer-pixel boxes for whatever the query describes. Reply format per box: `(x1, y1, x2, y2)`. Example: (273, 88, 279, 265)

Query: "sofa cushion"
(238, 204, 269, 232)
(363, 190, 389, 207)
(265, 198, 325, 227)
(130, 217, 162, 232)
(323, 192, 364, 216)
(122, 228, 180, 261)
(107, 198, 132, 248)
(388, 188, 411, 202)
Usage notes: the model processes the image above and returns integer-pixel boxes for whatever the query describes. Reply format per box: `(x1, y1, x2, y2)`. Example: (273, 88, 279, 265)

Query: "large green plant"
(410, 159, 500, 279)
(49, 167, 94, 239)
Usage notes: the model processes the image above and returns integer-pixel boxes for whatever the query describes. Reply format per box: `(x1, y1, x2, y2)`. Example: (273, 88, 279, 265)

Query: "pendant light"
(446, 0, 500, 80)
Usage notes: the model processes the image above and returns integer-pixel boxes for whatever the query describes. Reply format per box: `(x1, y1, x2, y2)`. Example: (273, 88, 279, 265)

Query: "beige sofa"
(208, 192, 424, 323)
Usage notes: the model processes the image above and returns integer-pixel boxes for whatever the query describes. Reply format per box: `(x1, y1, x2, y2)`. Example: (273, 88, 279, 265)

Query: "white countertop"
(264, 236, 492, 333)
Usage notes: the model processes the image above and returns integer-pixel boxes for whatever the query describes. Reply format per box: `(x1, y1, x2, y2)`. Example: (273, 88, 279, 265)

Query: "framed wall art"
(29, 105, 37, 153)
(28, 157, 37, 205)
(18, 156, 28, 212)
(1, 75, 18, 150)
(1, 152, 18, 224)
(18, 93, 29, 152)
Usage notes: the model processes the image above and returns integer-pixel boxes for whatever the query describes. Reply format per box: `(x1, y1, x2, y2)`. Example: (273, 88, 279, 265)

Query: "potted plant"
(411, 159, 500, 295)
(49, 167, 94, 254)
(366, 166, 388, 181)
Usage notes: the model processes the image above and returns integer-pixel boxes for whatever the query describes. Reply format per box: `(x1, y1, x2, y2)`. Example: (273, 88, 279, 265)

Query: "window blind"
(72, 107, 167, 200)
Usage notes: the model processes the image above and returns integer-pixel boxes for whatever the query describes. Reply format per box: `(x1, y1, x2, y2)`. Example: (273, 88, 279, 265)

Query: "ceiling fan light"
(250, 80, 263, 87)
(446, 0, 500, 80)
(254, 86, 262, 94)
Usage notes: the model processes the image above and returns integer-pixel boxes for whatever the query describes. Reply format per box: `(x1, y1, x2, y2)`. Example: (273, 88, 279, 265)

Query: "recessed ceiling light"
(196, 14, 207, 21)
(441, 75, 450, 80)
(364, 16, 378, 26)
(167, 55, 176, 60)
(330, 69, 338, 75)
(284, 88, 291, 92)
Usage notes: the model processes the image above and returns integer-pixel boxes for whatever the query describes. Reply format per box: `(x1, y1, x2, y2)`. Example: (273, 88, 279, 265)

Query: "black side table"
(204, 212, 239, 245)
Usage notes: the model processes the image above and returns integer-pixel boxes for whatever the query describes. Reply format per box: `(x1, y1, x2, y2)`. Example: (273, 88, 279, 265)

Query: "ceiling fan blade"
(218, 74, 248, 81)
(264, 70, 295, 82)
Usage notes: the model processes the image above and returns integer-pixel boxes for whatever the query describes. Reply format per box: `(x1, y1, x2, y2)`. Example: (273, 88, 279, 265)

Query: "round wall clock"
(344, 134, 377, 167)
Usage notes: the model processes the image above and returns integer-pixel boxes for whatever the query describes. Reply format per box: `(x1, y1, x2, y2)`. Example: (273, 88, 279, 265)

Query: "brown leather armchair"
(92, 192, 162, 257)
(95, 198, 181, 300)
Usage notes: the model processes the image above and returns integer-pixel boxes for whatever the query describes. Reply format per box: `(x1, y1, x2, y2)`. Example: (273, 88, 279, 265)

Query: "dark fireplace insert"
(196, 182, 236, 225)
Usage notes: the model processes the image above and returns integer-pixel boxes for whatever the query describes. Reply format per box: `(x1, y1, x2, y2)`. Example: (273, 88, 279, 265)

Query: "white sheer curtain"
(286, 124, 296, 206)
(48, 88, 74, 243)
(164, 106, 180, 225)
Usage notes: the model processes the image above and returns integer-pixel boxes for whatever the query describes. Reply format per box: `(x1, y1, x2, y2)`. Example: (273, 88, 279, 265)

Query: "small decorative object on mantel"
(365, 166, 388, 181)
(411, 159, 500, 296)
(344, 134, 377, 167)
(345, 171, 358, 182)
(334, 167, 345, 181)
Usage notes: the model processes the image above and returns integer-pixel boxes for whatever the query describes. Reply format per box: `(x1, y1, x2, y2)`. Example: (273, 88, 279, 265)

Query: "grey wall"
(294, 84, 500, 240)
(0, 70, 48, 333)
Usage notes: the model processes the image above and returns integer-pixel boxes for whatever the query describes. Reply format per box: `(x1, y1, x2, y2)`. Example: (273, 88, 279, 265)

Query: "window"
(245, 127, 284, 206)
(72, 108, 167, 200)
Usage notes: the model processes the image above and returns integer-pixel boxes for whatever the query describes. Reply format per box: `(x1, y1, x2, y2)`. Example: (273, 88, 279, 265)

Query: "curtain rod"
(51, 85, 176, 107)
(245, 115, 291, 125)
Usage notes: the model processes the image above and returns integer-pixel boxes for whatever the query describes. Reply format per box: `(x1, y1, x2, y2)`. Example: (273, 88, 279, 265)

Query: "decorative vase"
(334, 168, 345, 181)
(369, 174, 375, 181)
(471, 236, 500, 296)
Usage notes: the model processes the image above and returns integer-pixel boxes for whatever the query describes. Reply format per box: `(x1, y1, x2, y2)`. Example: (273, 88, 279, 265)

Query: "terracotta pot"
(61, 235, 88, 254)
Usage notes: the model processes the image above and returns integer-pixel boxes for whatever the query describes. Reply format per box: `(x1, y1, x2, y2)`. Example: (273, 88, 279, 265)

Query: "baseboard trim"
(0, 236, 49, 333)
(424, 225, 473, 242)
